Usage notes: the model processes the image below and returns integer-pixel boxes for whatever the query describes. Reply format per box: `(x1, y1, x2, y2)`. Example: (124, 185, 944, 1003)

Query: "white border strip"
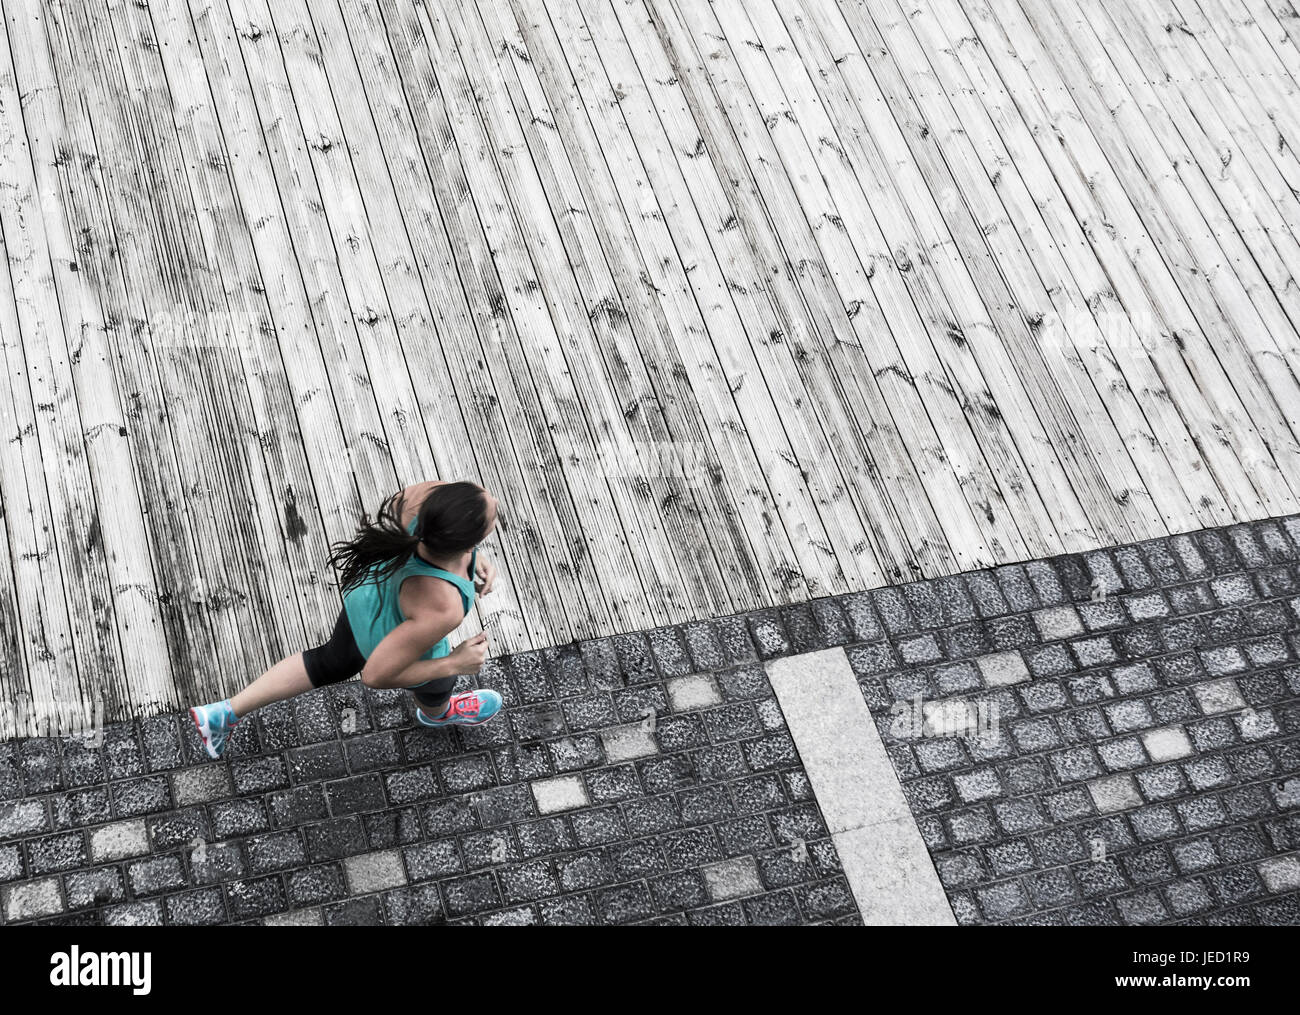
(768, 647, 955, 925)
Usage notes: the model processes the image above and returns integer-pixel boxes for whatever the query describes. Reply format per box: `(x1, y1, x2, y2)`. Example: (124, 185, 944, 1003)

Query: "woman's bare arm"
(359, 578, 459, 688)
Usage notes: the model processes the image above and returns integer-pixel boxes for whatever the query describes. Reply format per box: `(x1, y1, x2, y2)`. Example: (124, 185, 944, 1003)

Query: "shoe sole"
(415, 712, 498, 728)
(190, 708, 234, 760)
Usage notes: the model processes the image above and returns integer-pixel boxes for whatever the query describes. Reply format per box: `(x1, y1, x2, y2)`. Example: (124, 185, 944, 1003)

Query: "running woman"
(189, 479, 504, 760)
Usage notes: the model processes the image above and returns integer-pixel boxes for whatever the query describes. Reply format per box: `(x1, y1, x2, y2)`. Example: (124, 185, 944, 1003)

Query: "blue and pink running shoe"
(190, 700, 240, 760)
(415, 689, 503, 728)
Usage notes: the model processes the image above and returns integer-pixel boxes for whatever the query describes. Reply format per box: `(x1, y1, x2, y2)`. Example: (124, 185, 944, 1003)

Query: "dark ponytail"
(328, 490, 417, 592)
(328, 482, 490, 592)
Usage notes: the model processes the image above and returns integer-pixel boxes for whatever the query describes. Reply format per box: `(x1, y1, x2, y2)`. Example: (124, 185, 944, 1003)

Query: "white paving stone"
(345, 850, 406, 894)
(1141, 726, 1193, 762)
(835, 818, 956, 926)
(1033, 606, 1083, 640)
(89, 819, 149, 862)
(531, 775, 590, 814)
(1088, 775, 1143, 814)
(976, 651, 1030, 687)
(1238, 708, 1281, 741)
(172, 765, 232, 805)
(767, 648, 912, 832)
(666, 674, 721, 711)
(2, 878, 63, 922)
(1258, 855, 1300, 893)
(263, 908, 323, 926)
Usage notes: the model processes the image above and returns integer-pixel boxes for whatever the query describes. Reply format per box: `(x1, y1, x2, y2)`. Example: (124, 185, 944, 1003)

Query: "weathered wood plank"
(307, 0, 538, 651)
(1089, 0, 1300, 440)
(829, 0, 1128, 552)
(411, 0, 665, 632)
(760, 0, 1067, 560)
(458, 0, 716, 625)
(913, 0, 1227, 531)
(873, 0, 1202, 533)
(1017, 0, 1300, 508)
(375, 0, 624, 639)
(145, 0, 343, 663)
(511, 0, 806, 607)
(578, 0, 858, 598)
(3, 4, 173, 720)
(639, 0, 927, 584)
(0, 187, 78, 738)
(479, 0, 769, 618)
(974, 0, 1294, 517)
(106, 0, 319, 690)
(5, 0, 1300, 733)
(714, 0, 1025, 569)
(1184, 0, 1300, 247)
(35, 0, 288, 707)
(0, 8, 141, 737)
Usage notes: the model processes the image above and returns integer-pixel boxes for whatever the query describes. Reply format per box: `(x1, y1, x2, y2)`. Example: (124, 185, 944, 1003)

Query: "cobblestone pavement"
(2, 517, 1299, 925)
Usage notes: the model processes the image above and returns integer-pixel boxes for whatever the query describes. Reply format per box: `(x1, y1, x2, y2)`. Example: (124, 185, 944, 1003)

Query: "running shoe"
(415, 689, 503, 728)
(190, 700, 239, 760)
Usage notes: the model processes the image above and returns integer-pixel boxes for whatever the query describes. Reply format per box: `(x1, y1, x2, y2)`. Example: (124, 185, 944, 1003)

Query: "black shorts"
(302, 609, 457, 710)
(302, 609, 366, 688)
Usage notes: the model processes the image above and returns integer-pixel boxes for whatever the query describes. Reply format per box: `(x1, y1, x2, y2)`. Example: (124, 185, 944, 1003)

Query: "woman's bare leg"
(230, 653, 314, 718)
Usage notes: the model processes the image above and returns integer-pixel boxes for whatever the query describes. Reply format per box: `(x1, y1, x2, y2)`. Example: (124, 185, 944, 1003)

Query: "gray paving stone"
(404, 839, 466, 880)
(287, 742, 347, 783)
(245, 831, 308, 874)
(2, 878, 63, 922)
(126, 854, 186, 897)
(172, 765, 232, 806)
(262, 907, 323, 927)
(976, 651, 1030, 687)
(1088, 775, 1143, 814)
(1194, 679, 1247, 714)
(546, 735, 604, 773)
(595, 881, 655, 924)
(167, 887, 228, 926)
(64, 867, 125, 910)
(952, 768, 1003, 803)
(111, 775, 172, 817)
(286, 864, 347, 907)
(702, 852, 759, 899)
(1097, 738, 1149, 772)
(28, 832, 86, 875)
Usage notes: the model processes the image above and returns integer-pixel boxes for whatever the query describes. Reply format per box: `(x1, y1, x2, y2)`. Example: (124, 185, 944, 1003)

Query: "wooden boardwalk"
(1, 0, 1298, 737)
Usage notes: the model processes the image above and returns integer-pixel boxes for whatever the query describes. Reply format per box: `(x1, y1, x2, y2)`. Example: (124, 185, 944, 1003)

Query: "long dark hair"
(329, 482, 490, 592)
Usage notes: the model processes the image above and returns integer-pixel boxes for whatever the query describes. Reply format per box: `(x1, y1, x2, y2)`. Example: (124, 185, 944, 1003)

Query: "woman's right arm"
(392, 633, 489, 689)
(359, 581, 488, 689)
(359, 611, 451, 690)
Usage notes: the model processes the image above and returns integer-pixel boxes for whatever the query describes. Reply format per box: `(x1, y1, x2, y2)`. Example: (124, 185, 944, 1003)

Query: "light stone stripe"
(767, 647, 956, 926)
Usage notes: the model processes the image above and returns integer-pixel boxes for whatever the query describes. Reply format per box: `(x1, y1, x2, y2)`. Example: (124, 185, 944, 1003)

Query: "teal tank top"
(342, 519, 478, 661)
